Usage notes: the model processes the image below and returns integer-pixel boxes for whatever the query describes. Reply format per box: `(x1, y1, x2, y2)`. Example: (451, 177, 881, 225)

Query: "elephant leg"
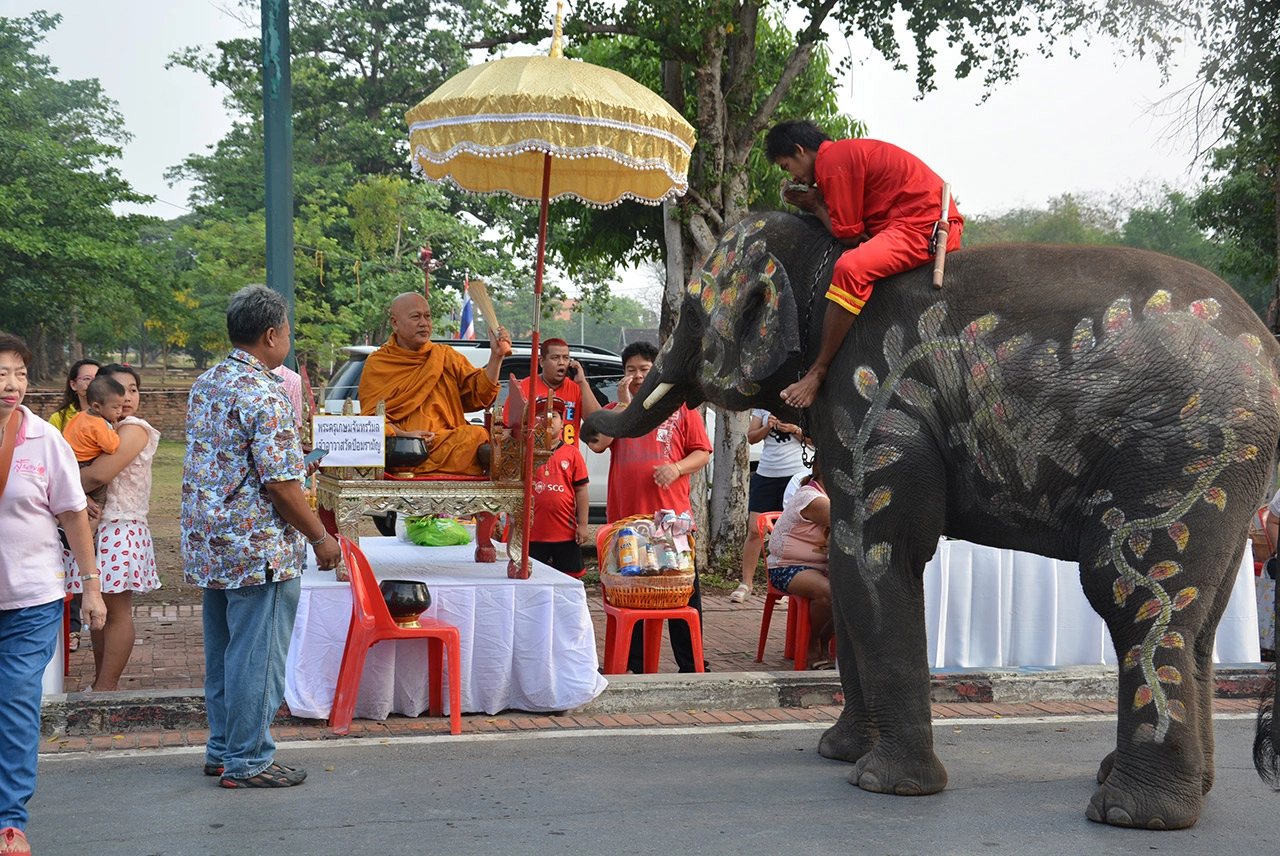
(818, 606, 877, 764)
(1081, 533, 1241, 829)
(1190, 542, 1240, 795)
(823, 526, 946, 795)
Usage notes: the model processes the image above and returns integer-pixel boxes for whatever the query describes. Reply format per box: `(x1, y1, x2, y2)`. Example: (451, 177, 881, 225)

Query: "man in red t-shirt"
(764, 120, 964, 409)
(503, 338, 601, 446)
(528, 396, 590, 575)
(587, 341, 712, 672)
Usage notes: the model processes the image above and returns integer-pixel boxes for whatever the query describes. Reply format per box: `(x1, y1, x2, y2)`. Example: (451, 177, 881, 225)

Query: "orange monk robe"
(358, 334, 500, 476)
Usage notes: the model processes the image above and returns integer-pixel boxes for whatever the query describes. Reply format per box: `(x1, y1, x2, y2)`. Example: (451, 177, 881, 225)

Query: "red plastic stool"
(753, 511, 831, 671)
(330, 535, 462, 735)
(595, 526, 704, 675)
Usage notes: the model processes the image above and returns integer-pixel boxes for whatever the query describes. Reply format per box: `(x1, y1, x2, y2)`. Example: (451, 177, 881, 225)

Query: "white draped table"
(285, 538, 607, 720)
(922, 539, 1260, 668)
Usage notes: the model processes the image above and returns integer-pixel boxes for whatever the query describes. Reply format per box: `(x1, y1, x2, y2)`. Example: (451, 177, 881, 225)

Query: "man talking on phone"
(503, 338, 601, 446)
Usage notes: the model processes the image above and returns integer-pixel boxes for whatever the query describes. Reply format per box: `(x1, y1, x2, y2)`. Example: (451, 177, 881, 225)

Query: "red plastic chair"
(595, 526, 704, 675)
(754, 511, 829, 671)
(331, 535, 462, 735)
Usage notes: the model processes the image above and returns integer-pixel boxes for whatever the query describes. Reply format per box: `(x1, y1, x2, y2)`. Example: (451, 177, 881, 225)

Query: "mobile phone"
(567, 364, 579, 380)
(304, 448, 330, 466)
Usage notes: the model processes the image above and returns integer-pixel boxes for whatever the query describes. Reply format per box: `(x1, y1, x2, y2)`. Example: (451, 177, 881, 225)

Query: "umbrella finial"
(550, 1, 564, 58)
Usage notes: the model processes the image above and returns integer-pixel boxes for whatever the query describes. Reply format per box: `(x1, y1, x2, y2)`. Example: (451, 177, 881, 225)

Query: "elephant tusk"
(643, 382, 675, 410)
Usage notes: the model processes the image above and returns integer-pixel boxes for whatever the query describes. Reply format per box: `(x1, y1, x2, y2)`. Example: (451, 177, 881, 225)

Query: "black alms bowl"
(379, 579, 431, 627)
(385, 435, 430, 471)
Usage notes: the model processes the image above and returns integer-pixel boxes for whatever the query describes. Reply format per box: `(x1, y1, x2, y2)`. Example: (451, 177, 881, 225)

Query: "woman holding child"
(65, 363, 161, 692)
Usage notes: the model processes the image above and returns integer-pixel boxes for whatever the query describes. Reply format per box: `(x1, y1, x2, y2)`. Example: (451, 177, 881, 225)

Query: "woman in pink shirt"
(0, 334, 105, 854)
(766, 471, 833, 668)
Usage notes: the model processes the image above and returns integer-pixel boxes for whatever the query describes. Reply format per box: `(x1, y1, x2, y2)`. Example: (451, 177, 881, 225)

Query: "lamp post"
(262, 0, 295, 367)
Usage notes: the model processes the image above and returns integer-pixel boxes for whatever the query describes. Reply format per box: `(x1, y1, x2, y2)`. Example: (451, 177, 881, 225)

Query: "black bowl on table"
(379, 579, 432, 628)
(385, 436, 430, 474)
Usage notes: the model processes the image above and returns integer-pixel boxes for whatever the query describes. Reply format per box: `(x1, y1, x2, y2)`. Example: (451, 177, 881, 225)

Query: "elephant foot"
(1085, 775, 1201, 830)
(818, 719, 873, 764)
(848, 748, 947, 796)
(1099, 749, 1213, 795)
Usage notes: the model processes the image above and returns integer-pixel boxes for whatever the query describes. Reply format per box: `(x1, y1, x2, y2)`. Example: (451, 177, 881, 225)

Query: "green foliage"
(962, 187, 1270, 316)
(1097, 1, 1279, 296)
(0, 11, 159, 377)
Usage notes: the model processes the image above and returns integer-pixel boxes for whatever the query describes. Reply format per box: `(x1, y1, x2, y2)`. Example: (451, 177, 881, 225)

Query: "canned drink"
(615, 527, 641, 575)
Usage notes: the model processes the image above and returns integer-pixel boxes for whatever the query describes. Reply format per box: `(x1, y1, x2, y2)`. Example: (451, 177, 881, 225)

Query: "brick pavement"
(37, 698, 1265, 757)
(63, 585, 804, 694)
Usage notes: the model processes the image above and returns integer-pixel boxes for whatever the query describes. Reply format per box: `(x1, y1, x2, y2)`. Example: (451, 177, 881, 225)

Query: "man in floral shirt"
(182, 285, 341, 789)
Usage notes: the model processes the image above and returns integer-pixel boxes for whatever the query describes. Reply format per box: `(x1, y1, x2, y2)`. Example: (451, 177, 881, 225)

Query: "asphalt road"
(32, 715, 1274, 855)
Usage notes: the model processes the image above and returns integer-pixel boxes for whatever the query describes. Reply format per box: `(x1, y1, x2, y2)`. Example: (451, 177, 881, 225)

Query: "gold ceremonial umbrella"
(405, 7, 696, 578)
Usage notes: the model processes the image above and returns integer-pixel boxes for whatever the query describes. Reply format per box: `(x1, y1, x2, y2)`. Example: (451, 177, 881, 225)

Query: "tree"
(168, 1, 528, 382)
(0, 11, 157, 380)
(480, 0, 1107, 561)
(1097, 1, 1279, 321)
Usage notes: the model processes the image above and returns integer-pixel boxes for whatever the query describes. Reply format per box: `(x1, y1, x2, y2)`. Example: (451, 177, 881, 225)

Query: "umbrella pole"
(515, 153, 552, 579)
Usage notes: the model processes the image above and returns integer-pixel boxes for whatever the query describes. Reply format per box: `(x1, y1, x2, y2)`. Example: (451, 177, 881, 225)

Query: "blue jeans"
(202, 577, 301, 779)
(0, 598, 62, 830)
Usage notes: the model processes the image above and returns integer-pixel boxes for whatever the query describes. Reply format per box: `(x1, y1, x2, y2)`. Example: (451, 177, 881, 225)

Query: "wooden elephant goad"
(583, 212, 1280, 829)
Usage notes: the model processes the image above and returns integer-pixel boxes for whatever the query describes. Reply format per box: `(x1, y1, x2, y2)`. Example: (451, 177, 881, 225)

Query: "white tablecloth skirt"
(285, 538, 607, 719)
(923, 539, 1260, 668)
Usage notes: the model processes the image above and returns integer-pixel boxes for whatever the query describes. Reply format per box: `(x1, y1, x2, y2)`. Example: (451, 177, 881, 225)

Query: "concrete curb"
(41, 664, 1271, 737)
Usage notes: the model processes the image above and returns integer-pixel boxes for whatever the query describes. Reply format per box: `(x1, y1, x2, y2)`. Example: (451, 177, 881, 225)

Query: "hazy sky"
(20, 2, 1210, 228)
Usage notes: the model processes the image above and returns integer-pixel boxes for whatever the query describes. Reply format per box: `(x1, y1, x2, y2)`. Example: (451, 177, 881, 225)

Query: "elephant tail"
(1255, 599, 1279, 789)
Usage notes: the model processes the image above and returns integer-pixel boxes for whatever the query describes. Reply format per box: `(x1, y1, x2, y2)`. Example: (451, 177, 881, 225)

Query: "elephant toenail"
(857, 771, 881, 791)
(1146, 817, 1166, 830)
(1106, 807, 1134, 826)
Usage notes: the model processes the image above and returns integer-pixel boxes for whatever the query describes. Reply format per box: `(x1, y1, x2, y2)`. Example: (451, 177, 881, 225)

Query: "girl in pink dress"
(65, 364, 161, 691)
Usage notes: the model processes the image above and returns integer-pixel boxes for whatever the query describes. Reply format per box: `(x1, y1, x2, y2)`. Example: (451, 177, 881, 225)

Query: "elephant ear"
(731, 241, 799, 383)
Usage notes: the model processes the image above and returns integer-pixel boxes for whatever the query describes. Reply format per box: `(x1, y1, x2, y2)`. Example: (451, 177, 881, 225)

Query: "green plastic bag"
(405, 516, 471, 547)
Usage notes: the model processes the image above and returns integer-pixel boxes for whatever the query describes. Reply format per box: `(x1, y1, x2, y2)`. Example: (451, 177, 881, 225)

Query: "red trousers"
(825, 219, 964, 315)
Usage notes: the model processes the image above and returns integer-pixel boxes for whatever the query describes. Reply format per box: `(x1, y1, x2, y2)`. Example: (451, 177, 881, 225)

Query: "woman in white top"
(65, 363, 161, 692)
(731, 409, 809, 603)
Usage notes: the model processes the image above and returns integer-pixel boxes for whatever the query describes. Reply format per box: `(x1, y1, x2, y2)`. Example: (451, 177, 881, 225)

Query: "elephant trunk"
(582, 336, 703, 443)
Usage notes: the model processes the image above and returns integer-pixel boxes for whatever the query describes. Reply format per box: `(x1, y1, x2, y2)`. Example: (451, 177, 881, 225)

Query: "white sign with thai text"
(311, 416, 385, 466)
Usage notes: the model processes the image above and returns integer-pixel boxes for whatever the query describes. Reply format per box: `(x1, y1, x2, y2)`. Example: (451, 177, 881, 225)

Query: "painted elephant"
(583, 211, 1280, 829)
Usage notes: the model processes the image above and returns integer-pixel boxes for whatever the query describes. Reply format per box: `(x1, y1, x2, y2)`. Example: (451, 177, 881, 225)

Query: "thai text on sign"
(311, 416, 385, 466)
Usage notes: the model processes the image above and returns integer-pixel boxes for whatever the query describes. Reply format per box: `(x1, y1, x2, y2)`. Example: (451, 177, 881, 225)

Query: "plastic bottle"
(641, 541, 660, 576)
(656, 538, 680, 573)
(615, 527, 641, 575)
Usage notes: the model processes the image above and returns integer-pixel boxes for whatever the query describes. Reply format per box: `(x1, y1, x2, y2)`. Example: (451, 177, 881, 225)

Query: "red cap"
(534, 395, 567, 418)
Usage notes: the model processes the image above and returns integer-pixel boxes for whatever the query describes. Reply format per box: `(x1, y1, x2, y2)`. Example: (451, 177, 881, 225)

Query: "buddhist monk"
(358, 291, 511, 476)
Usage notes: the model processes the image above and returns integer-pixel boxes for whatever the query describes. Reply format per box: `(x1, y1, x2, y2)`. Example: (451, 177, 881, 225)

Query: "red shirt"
(605, 403, 712, 521)
(503, 375, 586, 446)
(814, 139, 963, 241)
(530, 442, 589, 542)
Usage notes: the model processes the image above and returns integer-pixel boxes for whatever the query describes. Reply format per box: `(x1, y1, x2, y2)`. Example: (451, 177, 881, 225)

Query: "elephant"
(583, 211, 1280, 829)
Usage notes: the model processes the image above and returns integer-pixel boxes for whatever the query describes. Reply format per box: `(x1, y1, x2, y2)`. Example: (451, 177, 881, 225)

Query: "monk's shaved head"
(389, 291, 433, 350)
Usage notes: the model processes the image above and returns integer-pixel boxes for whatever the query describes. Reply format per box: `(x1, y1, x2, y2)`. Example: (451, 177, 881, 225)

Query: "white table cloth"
(922, 539, 1260, 668)
(285, 538, 607, 719)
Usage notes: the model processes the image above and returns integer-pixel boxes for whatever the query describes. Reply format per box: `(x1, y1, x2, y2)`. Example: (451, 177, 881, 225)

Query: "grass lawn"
(138, 438, 201, 606)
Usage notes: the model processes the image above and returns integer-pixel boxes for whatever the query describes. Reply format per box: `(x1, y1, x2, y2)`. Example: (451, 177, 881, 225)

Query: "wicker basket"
(601, 571, 695, 609)
(599, 515, 695, 609)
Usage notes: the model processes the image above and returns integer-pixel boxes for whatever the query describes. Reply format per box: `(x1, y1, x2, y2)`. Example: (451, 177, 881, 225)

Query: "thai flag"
(459, 279, 476, 340)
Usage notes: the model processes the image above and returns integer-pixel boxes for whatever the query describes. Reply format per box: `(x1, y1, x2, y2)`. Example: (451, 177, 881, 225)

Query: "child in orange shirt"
(62, 375, 126, 507)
